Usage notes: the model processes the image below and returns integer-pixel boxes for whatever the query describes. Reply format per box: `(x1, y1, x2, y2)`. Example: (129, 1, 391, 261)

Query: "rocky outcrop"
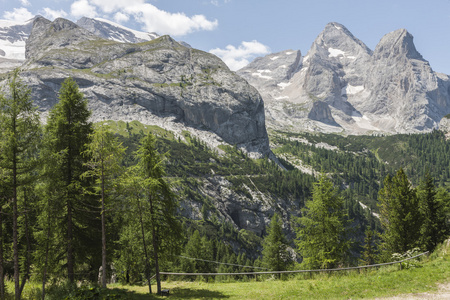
(439, 115, 450, 139)
(17, 17, 270, 157)
(238, 22, 450, 134)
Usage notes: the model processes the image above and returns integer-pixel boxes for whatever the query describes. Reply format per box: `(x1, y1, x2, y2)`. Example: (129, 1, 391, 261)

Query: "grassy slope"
(7, 248, 450, 299)
(101, 242, 450, 300)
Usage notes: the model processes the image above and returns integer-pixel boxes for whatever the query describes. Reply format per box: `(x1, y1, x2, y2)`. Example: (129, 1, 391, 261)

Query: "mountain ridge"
(238, 22, 450, 135)
(5, 16, 271, 158)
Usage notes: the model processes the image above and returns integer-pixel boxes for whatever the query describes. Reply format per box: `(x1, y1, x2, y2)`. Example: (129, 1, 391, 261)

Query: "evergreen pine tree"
(262, 213, 292, 275)
(0, 69, 40, 300)
(417, 173, 448, 252)
(360, 229, 378, 265)
(43, 77, 97, 283)
(378, 169, 421, 258)
(295, 174, 350, 269)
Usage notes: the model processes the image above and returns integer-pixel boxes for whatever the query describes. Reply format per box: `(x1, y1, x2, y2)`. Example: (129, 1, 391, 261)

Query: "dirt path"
(377, 282, 450, 299)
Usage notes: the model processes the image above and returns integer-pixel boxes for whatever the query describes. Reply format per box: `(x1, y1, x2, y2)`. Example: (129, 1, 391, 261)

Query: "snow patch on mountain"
(277, 82, 291, 89)
(93, 17, 159, 41)
(328, 48, 345, 57)
(0, 40, 26, 59)
(341, 84, 364, 95)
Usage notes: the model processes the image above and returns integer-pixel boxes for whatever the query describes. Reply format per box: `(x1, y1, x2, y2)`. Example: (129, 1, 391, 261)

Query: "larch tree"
(134, 133, 182, 295)
(43, 77, 96, 283)
(295, 174, 350, 269)
(0, 69, 40, 300)
(81, 123, 126, 288)
(262, 213, 292, 275)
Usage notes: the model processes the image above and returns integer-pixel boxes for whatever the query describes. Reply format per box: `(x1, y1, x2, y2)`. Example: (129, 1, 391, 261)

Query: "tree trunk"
(0, 206, 4, 300)
(101, 167, 107, 288)
(41, 216, 51, 300)
(137, 199, 152, 294)
(67, 201, 74, 283)
(149, 195, 161, 295)
(19, 193, 31, 295)
(13, 154, 20, 300)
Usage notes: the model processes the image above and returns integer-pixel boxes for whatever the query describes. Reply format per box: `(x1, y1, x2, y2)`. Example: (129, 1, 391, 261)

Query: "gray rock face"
(238, 22, 450, 134)
(439, 115, 450, 138)
(18, 17, 270, 157)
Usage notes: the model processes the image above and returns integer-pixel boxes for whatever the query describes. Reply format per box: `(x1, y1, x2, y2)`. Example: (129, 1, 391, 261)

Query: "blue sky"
(2, 0, 450, 73)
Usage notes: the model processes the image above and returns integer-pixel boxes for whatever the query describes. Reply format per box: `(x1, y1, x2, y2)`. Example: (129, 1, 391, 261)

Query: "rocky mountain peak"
(26, 16, 102, 61)
(15, 17, 271, 157)
(373, 28, 423, 60)
(240, 22, 450, 135)
(309, 22, 372, 60)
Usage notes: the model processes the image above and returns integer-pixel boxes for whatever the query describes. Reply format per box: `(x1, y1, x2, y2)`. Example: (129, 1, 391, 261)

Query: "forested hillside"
(1, 76, 450, 298)
(271, 130, 450, 209)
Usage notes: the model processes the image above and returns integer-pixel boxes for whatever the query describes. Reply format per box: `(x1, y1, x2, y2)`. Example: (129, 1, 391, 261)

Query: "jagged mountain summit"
(238, 22, 450, 134)
(10, 16, 269, 157)
(0, 16, 163, 73)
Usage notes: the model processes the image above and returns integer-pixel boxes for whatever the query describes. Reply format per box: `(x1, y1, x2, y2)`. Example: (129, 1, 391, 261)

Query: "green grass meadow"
(7, 241, 450, 299)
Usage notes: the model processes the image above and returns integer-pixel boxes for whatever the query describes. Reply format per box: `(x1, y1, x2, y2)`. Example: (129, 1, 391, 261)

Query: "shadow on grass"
(108, 287, 229, 299)
(169, 288, 229, 299)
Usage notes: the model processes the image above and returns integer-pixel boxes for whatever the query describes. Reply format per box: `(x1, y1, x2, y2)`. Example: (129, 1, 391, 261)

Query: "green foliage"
(391, 248, 422, 270)
(378, 169, 421, 259)
(40, 77, 99, 283)
(262, 214, 292, 273)
(295, 174, 351, 269)
(0, 69, 41, 299)
(82, 124, 126, 287)
(360, 229, 379, 265)
(417, 173, 449, 252)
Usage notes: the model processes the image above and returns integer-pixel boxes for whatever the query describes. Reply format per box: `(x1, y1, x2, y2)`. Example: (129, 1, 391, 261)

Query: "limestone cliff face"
(18, 17, 270, 157)
(238, 22, 450, 134)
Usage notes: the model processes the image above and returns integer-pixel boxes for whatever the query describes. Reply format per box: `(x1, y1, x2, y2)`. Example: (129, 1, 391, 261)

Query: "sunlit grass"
(5, 242, 450, 299)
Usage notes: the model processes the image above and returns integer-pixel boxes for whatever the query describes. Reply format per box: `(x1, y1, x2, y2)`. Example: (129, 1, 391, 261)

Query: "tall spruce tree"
(81, 124, 126, 287)
(378, 168, 421, 258)
(0, 69, 40, 300)
(417, 173, 448, 252)
(295, 174, 350, 269)
(43, 77, 96, 283)
(262, 213, 292, 275)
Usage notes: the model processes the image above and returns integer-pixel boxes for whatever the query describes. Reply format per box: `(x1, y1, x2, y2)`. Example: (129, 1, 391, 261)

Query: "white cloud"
(113, 12, 129, 23)
(68, 0, 218, 36)
(2, 7, 34, 23)
(124, 3, 218, 36)
(90, 0, 143, 14)
(210, 0, 230, 6)
(42, 8, 68, 20)
(20, 0, 31, 7)
(210, 40, 270, 71)
(71, 0, 98, 18)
